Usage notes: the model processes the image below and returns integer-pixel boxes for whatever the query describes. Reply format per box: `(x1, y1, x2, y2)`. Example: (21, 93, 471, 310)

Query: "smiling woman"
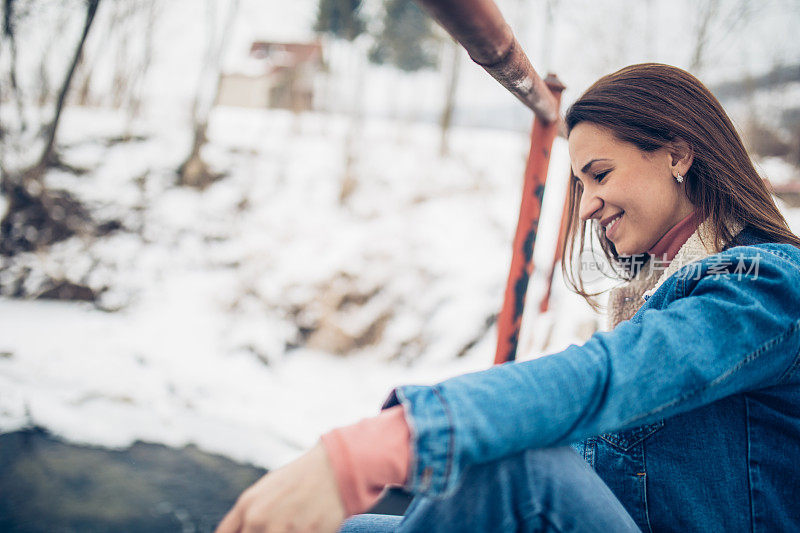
(561, 63, 800, 309)
(216, 64, 800, 533)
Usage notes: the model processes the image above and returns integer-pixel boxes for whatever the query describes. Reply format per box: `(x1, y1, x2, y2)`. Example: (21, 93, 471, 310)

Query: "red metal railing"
(413, 0, 566, 364)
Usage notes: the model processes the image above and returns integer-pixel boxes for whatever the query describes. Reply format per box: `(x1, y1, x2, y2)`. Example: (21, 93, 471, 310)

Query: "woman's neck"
(647, 210, 702, 263)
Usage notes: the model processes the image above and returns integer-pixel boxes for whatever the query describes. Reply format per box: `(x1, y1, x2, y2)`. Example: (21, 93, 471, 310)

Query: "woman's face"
(568, 122, 696, 256)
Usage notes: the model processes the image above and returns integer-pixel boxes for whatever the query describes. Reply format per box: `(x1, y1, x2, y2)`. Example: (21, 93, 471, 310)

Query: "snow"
(0, 107, 545, 469)
(758, 157, 800, 185)
(1, 0, 799, 472)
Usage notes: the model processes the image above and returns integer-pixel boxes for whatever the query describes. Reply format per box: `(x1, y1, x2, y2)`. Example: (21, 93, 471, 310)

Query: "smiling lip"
(602, 212, 624, 239)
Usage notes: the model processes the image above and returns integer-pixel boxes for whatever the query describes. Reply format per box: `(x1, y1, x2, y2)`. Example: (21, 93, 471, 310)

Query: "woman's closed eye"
(594, 170, 610, 182)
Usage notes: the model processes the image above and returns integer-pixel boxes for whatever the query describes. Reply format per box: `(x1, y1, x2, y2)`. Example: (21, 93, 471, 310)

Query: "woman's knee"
(338, 513, 403, 533)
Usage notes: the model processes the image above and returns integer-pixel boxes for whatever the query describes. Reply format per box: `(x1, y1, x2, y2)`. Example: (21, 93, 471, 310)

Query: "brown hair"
(561, 63, 800, 309)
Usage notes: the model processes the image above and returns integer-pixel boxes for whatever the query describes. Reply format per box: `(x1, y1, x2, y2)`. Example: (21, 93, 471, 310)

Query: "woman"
(216, 64, 800, 532)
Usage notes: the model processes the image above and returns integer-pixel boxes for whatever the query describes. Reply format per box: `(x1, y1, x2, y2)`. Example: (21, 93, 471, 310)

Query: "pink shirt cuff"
(320, 405, 411, 517)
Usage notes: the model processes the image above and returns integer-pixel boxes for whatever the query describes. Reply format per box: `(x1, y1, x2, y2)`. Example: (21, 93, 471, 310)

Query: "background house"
(216, 40, 323, 111)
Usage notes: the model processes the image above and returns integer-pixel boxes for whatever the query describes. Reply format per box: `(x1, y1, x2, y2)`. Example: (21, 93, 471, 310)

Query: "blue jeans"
(339, 446, 640, 532)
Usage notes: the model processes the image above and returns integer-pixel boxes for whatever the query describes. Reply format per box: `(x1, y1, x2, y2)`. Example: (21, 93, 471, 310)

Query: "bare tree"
(71, 0, 159, 125)
(439, 39, 461, 156)
(1, 0, 27, 145)
(127, 0, 159, 122)
(689, 0, 719, 73)
(690, 0, 751, 74)
(315, 0, 368, 204)
(540, 0, 560, 74)
(35, 9, 73, 108)
(0, 0, 102, 255)
(177, 0, 241, 189)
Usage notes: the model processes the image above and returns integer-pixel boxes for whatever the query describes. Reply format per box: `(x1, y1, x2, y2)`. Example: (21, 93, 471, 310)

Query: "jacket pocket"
(599, 420, 665, 452)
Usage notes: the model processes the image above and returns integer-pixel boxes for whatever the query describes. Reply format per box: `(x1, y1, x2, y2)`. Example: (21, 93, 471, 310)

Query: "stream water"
(0, 428, 410, 532)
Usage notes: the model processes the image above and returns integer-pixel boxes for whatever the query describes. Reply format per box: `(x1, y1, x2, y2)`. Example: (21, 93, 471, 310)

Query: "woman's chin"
(614, 240, 647, 257)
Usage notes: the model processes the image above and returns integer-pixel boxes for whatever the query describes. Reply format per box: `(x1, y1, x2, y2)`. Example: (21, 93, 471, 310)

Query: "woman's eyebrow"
(580, 158, 612, 174)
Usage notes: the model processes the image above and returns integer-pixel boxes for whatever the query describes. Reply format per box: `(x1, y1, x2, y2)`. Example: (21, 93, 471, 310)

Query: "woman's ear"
(668, 138, 694, 176)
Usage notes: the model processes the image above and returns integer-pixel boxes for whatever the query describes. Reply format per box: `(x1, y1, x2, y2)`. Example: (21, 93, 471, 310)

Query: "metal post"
(409, 0, 566, 364)
(538, 186, 570, 314)
(494, 74, 565, 364)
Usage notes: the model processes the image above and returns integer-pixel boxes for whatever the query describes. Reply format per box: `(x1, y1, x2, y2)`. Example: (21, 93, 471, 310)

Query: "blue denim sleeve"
(383, 247, 800, 498)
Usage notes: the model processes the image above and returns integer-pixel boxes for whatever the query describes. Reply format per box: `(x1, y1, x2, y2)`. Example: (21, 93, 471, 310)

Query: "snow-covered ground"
(0, 105, 594, 468)
(2, 0, 799, 472)
(5, 103, 795, 470)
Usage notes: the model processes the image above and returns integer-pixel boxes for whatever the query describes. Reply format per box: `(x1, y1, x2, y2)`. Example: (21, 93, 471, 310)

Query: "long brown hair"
(561, 63, 800, 309)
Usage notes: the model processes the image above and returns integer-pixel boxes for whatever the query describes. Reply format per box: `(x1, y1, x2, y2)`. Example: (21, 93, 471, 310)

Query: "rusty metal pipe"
(494, 76, 565, 364)
(415, 0, 560, 125)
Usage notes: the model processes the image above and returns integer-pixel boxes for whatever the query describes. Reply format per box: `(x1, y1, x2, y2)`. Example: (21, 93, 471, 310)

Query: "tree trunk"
(0, 0, 102, 256)
(689, 0, 719, 74)
(340, 38, 367, 205)
(178, 0, 241, 189)
(35, 0, 101, 178)
(439, 39, 461, 157)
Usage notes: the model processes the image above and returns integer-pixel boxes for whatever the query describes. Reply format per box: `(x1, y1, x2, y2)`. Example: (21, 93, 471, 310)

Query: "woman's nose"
(579, 193, 603, 222)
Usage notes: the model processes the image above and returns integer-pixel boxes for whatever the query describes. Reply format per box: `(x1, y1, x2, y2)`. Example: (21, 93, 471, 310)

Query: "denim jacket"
(383, 226, 800, 532)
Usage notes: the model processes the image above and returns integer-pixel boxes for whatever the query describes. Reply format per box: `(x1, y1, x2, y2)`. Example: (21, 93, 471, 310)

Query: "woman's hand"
(215, 441, 347, 533)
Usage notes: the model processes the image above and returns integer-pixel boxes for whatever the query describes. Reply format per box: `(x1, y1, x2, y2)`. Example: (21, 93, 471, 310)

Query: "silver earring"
(675, 172, 684, 183)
